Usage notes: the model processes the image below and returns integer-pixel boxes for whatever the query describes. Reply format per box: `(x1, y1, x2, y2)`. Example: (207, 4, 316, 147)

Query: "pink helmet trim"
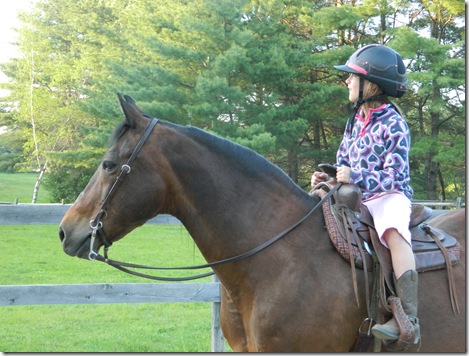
(347, 62, 368, 76)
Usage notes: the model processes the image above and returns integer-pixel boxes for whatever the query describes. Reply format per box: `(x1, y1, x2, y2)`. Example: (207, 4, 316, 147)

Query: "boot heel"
(371, 317, 399, 340)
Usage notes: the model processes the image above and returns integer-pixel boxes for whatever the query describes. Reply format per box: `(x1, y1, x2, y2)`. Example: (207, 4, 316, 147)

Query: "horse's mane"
(182, 124, 299, 188)
(107, 118, 302, 192)
(107, 113, 155, 147)
(107, 121, 132, 147)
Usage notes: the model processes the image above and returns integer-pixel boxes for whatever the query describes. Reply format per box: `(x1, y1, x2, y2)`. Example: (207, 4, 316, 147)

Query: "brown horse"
(59, 95, 466, 352)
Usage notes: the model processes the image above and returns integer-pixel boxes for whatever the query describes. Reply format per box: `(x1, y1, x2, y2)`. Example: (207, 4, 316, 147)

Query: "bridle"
(88, 116, 341, 281)
(88, 117, 159, 261)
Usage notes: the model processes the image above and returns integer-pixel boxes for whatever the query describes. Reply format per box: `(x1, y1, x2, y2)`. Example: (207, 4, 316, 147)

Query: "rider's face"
(345, 73, 360, 103)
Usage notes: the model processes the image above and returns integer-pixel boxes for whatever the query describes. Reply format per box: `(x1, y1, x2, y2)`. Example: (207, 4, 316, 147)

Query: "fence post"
(456, 197, 462, 209)
(211, 274, 225, 352)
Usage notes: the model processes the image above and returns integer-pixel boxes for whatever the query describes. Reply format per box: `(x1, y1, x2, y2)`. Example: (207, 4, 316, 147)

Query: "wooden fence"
(0, 281, 224, 352)
(0, 204, 225, 352)
(413, 197, 465, 209)
(0, 203, 181, 225)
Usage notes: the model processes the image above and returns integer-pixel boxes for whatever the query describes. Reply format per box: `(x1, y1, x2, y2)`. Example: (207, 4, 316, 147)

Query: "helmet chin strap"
(346, 77, 365, 134)
(357, 77, 365, 108)
(346, 77, 387, 134)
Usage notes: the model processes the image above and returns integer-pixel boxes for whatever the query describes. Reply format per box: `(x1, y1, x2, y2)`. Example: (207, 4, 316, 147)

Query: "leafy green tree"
(0, 0, 464, 203)
(390, 0, 465, 200)
(0, 0, 127, 201)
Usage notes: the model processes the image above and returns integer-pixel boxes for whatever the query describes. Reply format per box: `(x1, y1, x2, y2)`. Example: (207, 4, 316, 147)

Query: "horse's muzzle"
(59, 227, 93, 259)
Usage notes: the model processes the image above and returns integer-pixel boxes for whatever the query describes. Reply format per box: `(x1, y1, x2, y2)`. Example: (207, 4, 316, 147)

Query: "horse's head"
(59, 94, 167, 259)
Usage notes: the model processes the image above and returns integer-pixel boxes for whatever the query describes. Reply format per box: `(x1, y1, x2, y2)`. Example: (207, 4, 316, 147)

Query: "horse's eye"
(102, 160, 117, 172)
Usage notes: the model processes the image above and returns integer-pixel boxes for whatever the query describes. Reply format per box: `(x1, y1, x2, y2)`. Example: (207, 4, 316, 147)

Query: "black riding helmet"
(335, 44, 408, 99)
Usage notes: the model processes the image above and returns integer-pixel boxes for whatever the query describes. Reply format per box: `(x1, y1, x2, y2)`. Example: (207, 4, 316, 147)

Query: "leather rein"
(88, 117, 342, 281)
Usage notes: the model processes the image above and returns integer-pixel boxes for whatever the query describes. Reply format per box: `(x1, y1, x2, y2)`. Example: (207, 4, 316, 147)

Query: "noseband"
(88, 117, 159, 261)
(87, 116, 342, 281)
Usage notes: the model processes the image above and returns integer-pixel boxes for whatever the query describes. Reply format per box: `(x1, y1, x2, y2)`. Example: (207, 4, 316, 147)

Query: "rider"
(310, 44, 419, 344)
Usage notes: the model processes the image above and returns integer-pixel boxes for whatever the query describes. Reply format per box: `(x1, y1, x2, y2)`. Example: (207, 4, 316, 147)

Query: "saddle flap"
(411, 224, 447, 244)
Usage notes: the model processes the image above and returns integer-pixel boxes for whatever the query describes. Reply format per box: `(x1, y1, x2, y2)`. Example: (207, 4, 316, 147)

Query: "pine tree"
(0, 0, 464, 202)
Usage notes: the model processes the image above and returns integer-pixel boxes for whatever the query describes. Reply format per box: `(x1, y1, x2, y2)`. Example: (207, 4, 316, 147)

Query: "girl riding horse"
(311, 44, 419, 345)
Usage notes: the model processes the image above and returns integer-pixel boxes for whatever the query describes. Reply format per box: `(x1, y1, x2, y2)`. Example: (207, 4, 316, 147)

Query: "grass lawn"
(0, 173, 53, 204)
(0, 224, 230, 352)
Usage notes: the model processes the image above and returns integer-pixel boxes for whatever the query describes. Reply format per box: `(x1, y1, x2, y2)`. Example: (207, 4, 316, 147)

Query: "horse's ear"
(117, 93, 145, 128)
(123, 95, 137, 105)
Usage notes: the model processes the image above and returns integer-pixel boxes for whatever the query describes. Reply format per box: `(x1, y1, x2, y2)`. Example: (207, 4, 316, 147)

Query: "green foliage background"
(0, 0, 465, 203)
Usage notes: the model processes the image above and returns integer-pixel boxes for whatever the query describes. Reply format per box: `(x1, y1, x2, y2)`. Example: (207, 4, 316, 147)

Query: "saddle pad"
(315, 189, 372, 270)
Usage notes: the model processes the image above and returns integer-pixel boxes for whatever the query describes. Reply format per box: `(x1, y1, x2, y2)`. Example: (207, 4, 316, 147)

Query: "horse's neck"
(177, 165, 305, 239)
(170, 151, 311, 276)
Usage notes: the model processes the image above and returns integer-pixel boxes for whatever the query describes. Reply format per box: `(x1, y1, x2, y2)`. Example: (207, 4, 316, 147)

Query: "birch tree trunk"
(32, 161, 48, 204)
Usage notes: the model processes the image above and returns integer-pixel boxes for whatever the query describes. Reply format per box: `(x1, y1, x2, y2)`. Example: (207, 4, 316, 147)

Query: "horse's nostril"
(59, 227, 65, 242)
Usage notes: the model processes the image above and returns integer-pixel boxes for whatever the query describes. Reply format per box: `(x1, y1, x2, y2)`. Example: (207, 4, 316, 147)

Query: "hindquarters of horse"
(416, 209, 466, 352)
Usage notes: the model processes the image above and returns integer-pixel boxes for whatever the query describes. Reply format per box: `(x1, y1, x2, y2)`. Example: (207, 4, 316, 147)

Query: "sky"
(0, 0, 36, 81)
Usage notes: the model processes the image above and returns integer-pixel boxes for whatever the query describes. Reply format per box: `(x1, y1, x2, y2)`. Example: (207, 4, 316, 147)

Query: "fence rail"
(413, 197, 465, 209)
(0, 282, 220, 306)
(0, 203, 181, 225)
(0, 280, 225, 352)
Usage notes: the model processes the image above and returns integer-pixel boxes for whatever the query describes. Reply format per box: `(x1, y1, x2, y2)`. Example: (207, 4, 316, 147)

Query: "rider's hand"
(311, 171, 329, 189)
(336, 166, 351, 183)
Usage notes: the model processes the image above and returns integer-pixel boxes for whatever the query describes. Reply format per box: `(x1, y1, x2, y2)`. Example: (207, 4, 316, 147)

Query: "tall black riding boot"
(371, 269, 420, 342)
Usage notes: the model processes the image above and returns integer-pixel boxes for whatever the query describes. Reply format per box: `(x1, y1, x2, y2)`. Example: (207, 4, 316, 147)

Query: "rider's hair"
(361, 79, 405, 119)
